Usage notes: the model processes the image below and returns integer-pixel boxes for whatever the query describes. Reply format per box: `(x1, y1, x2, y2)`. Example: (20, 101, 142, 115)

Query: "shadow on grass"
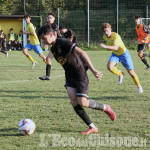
(37, 127, 80, 133)
(0, 90, 128, 101)
(0, 128, 24, 136)
(90, 95, 128, 101)
(0, 90, 68, 100)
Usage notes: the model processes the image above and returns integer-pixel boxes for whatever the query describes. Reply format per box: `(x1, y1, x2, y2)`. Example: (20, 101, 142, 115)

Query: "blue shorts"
(109, 49, 134, 70)
(24, 43, 43, 54)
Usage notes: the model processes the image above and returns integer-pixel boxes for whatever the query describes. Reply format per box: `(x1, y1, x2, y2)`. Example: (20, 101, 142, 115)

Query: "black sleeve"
(62, 40, 77, 55)
(51, 23, 58, 31)
(67, 30, 73, 38)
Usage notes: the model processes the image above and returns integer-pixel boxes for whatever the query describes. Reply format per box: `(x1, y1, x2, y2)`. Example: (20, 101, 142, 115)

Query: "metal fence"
(1, 0, 150, 45)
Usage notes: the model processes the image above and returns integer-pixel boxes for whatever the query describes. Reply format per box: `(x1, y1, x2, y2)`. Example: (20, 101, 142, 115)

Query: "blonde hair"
(101, 23, 111, 32)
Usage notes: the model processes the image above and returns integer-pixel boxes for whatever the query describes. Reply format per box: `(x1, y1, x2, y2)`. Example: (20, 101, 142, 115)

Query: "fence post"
(58, 8, 59, 28)
(23, 19, 27, 48)
(87, 0, 89, 47)
(146, 5, 149, 26)
(117, 0, 118, 33)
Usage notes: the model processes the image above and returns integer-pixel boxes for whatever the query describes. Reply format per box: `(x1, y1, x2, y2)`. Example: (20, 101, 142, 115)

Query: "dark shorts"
(137, 44, 145, 52)
(9, 40, 15, 43)
(65, 77, 89, 98)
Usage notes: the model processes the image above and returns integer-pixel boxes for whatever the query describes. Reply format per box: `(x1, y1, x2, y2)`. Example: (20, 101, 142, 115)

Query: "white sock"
(103, 104, 106, 110)
(89, 123, 97, 129)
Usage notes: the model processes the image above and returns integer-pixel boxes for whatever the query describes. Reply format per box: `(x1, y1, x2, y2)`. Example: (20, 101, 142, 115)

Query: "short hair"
(10, 28, 13, 31)
(24, 13, 31, 19)
(101, 23, 111, 32)
(59, 26, 66, 30)
(48, 12, 55, 18)
(135, 16, 141, 20)
(38, 24, 54, 38)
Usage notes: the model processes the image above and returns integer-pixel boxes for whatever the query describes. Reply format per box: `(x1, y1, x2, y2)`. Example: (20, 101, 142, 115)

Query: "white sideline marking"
(0, 75, 65, 84)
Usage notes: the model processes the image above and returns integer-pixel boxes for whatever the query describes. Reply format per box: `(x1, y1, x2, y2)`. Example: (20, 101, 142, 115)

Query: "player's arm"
(73, 46, 103, 80)
(100, 43, 119, 51)
(23, 24, 35, 36)
(140, 25, 149, 43)
(131, 37, 138, 43)
(46, 50, 54, 65)
(4, 34, 6, 41)
(68, 37, 73, 42)
(23, 31, 35, 36)
(68, 30, 73, 42)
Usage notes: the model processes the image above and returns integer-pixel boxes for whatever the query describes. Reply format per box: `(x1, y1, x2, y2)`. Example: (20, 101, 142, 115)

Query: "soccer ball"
(18, 119, 36, 135)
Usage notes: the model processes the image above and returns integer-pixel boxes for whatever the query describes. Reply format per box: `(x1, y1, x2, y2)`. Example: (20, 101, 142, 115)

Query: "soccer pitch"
(0, 50, 149, 149)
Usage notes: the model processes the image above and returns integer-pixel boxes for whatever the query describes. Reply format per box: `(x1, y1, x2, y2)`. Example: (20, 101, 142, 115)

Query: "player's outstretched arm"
(74, 46, 103, 80)
(131, 37, 138, 43)
(100, 43, 118, 51)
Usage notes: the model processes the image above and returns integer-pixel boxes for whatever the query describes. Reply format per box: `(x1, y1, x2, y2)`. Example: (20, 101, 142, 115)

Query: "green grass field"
(0, 50, 150, 150)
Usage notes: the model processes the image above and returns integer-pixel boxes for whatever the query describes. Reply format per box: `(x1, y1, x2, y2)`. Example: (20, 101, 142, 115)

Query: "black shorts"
(137, 44, 145, 52)
(65, 76, 89, 98)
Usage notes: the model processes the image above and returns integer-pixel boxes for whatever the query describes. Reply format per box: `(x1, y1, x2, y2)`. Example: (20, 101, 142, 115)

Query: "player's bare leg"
(67, 87, 98, 134)
(39, 53, 47, 64)
(23, 48, 37, 68)
(107, 61, 124, 84)
(67, 87, 116, 134)
(138, 50, 150, 69)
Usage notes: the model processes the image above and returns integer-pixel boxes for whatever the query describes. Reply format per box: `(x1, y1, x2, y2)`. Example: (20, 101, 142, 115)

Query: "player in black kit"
(59, 26, 77, 43)
(38, 24, 116, 134)
(39, 12, 61, 80)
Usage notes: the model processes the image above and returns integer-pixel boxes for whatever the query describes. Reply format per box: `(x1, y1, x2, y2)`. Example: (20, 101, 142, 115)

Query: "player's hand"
(99, 43, 107, 49)
(141, 40, 145, 44)
(43, 44, 48, 49)
(23, 31, 26, 34)
(131, 40, 134, 43)
(92, 69, 103, 80)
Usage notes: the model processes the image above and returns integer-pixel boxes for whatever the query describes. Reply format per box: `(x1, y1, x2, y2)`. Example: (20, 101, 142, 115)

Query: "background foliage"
(1, 0, 150, 49)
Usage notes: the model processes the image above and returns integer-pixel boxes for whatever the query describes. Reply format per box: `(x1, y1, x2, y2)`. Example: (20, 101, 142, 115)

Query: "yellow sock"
(43, 59, 47, 64)
(132, 75, 140, 87)
(148, 47, 150, 53)
(27, 55, 35, 63)
(111, 67, 122, 76)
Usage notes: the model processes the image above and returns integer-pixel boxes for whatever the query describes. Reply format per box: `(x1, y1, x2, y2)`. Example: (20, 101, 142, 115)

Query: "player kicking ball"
(100, 23, 143, 93)
(38, 24, 116, 134)
(23, 14, 47, 69)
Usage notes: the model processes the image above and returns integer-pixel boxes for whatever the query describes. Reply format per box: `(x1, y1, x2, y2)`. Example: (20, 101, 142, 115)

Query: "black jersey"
(0, 33, 6, 42)
(51, 23, 62, 38)
(51, 38, 87, 80)
(64, 29, 77, 44)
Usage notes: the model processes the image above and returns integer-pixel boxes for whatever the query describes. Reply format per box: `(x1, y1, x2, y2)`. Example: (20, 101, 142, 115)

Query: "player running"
(23, 14, 47, 69)
(131, 16, 150, 69)
(38, 24, 116, 134)
(100, 23, 143, 93)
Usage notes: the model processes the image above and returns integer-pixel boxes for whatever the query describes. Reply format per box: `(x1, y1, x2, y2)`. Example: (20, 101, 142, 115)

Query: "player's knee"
(107, 65, 113, 71)
(23, 49, 27, 55)
(78, 99, 87, 107)
(46, 57, 50, 63)
(70, 100, 78, 107)
(138, 52, 143, 58)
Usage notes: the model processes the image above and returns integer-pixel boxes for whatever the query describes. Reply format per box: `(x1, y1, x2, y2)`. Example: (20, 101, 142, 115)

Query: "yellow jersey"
(26, 22, 39, 45)
(103, 32, 126, 56)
